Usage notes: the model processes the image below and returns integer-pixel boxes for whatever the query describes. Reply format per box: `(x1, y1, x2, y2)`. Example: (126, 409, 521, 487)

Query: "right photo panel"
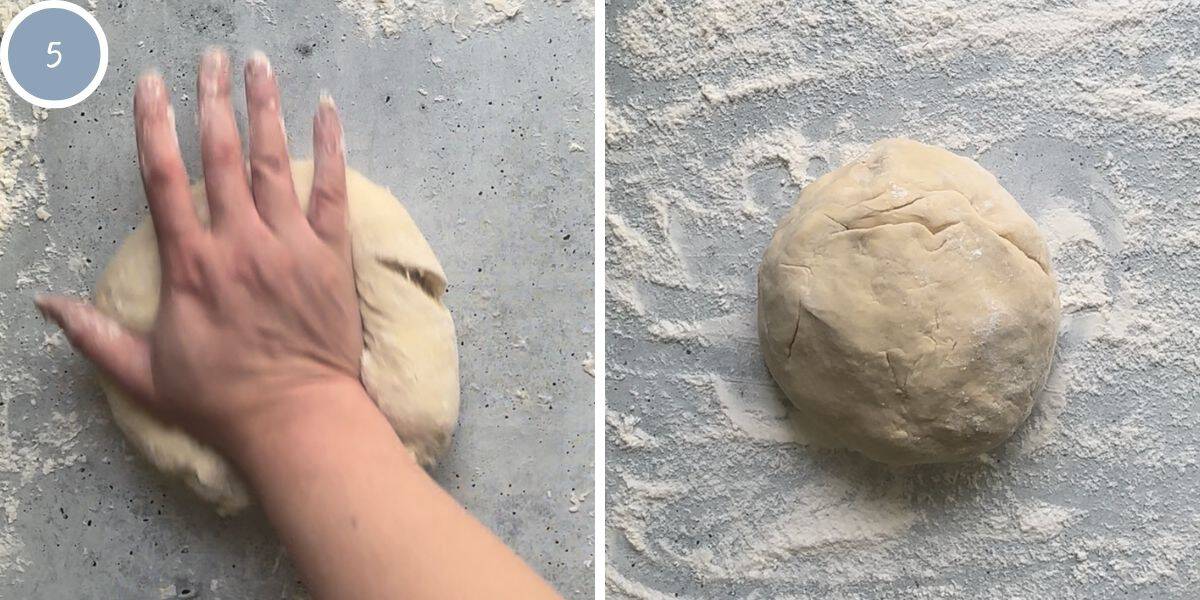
(606, 1, 1199, 597)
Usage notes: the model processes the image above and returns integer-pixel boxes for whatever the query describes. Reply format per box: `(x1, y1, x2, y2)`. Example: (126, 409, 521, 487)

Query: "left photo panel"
(0, 1, 594, 598)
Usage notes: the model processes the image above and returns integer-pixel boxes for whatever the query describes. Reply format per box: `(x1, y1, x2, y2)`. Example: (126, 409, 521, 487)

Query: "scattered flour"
(568, 489, 590, 513)
(0, 5, 46, 235)
(335, 0, 571, 38)
(0, 0, 60, 579)
(606, 209, 690, 289)
(606, 409, 658, 450)
(606, 567, 678, 600)
(1016, 500, 1083, 540)
(607, 0, 1200, 596)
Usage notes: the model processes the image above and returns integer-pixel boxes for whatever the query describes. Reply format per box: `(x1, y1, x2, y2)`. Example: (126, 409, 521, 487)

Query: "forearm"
(229, 382, 561, 600)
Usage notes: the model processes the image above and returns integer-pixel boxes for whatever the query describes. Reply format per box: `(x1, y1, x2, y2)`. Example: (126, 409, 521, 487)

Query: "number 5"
(46, 41, 62, 69)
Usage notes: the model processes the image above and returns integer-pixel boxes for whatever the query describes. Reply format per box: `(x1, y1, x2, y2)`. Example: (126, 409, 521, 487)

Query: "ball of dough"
(95, 162, 460, 513)
(757, 139, 1059, 464)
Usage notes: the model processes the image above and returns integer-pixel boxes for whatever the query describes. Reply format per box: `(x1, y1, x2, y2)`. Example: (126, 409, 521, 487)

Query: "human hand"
(36, 49, 364, 453)
(33, 47, 564, 600)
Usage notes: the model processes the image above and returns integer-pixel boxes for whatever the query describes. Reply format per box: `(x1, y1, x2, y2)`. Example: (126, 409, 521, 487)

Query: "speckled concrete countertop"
(0, 1, 594, 597)
(606, 1, 1200, 597)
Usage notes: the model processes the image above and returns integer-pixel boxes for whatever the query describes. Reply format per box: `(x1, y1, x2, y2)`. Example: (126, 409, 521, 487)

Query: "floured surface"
(338, 0, 592, 40)
(0, 0, 55, 578)
(1, 0, 593, 597)
(606, 0, 1200, 597)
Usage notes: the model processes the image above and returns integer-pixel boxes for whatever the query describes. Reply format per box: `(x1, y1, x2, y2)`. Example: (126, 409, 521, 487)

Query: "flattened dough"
(757, 139, 1059, 464)
(95, 161, 460, 513)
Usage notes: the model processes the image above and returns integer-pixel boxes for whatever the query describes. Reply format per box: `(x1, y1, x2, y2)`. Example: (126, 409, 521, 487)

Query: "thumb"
(35, 294, 157, 405)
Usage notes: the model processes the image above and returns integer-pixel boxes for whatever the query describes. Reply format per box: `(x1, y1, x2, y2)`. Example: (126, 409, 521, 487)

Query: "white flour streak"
(336, 0, 571, 38)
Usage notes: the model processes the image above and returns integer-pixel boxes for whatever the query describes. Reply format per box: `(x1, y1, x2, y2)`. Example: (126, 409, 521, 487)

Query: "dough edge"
(756, 138, 1060, 464)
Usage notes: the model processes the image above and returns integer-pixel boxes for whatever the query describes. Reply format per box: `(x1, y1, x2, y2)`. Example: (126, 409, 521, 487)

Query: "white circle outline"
(0, 0, 108, 109)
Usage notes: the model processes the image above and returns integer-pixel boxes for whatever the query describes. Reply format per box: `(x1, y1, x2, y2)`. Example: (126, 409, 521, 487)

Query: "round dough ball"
(757, 139, 1059, 464)
(95, 162, 460, 513)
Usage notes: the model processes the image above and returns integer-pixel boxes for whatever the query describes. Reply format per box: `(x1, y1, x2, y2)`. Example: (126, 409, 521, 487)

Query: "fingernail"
(32, 294, 57, 323)
(316, 92, 344, 156)
(246, 50, 272, 79)
(317, 93, 338, 126)
(199, 48, 227, 98)
(317, 91, 338, 125)
(135, 72, 165, 109)
(202, 46, 227, 69)
(318, 90, 336, 109)
(134, 73, 165, 134)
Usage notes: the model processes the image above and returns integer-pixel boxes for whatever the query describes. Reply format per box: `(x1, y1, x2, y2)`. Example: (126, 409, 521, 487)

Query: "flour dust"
(606, 0, 1200, 597)
(337, 0, 591, 40)
(0, 0, 62, 576)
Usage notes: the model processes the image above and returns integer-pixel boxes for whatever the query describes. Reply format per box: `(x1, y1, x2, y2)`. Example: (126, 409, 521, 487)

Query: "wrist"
(220, 377, 396, 471)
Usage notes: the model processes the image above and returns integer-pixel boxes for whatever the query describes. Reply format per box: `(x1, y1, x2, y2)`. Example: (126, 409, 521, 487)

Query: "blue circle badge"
(1, 1, 108, 109)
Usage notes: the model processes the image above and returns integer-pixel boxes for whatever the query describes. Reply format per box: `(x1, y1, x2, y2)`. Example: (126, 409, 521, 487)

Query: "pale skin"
(34, 49, 561, 600)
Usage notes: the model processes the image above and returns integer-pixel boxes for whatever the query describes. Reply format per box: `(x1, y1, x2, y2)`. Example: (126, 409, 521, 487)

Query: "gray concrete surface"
(0, 1, 593, 597)
(606, 1, 1200, 598)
